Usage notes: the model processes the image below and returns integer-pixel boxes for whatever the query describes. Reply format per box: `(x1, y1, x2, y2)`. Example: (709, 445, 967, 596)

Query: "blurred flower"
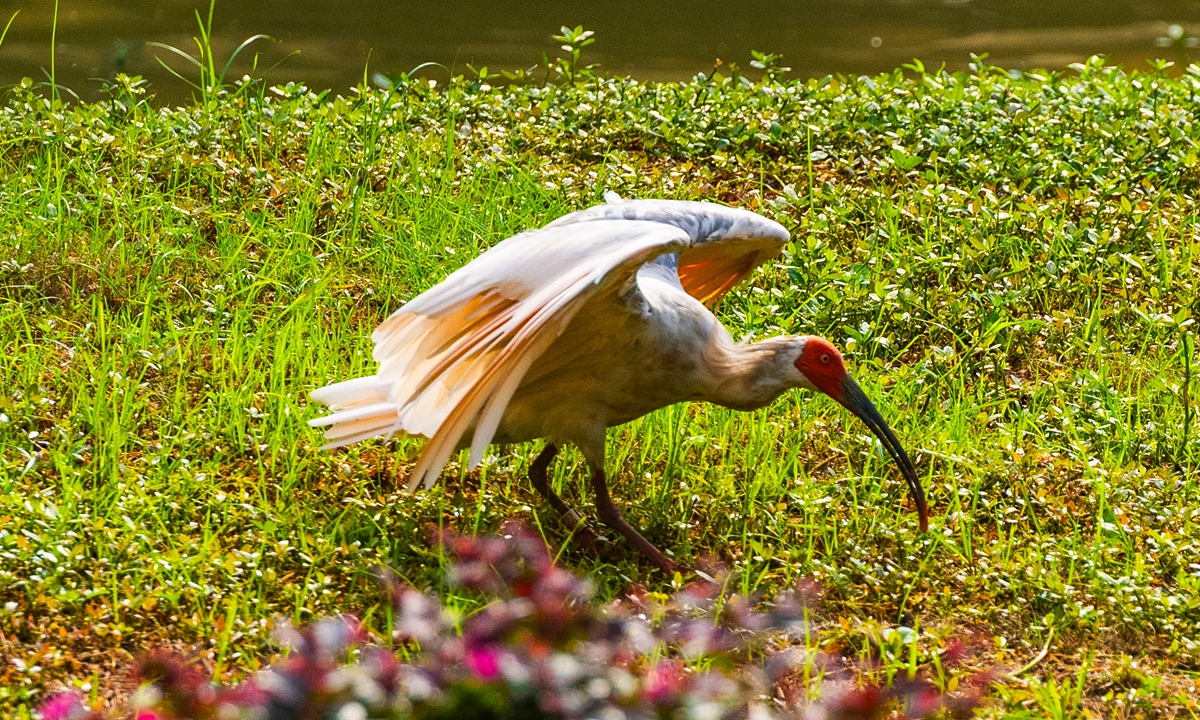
(65, 524, 988, 720)
(465, 646, 503, 680)
(37, 692, 86, 720)
(643, 660, 687, 705)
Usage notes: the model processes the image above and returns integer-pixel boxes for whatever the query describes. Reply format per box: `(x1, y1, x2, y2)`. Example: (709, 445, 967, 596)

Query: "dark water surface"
(1, 0, 1199, 103)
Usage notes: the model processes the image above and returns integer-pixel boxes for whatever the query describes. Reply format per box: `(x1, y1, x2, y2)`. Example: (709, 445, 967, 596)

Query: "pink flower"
(464, 646, 501, 680)
(642, 661, 687, 705)
(906, 685, 943, 718)
(38, 692, 84, 720)
(942, 638, 969, 667)
(826, 685, 884, 719)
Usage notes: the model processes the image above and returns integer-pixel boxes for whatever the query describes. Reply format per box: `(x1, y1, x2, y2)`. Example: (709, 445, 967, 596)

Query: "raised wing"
(545, 199, 789, 307)
(309, 199, 789, 490)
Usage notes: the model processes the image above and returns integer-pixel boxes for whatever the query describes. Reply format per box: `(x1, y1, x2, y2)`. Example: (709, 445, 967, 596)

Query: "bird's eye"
(820, 353, 830, 364)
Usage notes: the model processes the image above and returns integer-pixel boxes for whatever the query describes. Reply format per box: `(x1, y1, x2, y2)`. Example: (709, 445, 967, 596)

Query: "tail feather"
(308, 376, 405, 449)
(310, 375, 393, 410)
(308, 401, 394, 428)
(319, 418, 402, 448)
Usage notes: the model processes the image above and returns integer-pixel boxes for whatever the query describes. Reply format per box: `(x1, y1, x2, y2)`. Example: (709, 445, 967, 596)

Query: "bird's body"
(488, 254, 803, 455)
(310, 197, 927, 571)
(492, 266, 703, 451)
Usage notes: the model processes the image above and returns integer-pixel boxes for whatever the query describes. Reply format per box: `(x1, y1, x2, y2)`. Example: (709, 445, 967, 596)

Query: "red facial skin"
(795, 336, 929, 531)
(794, 337, 846, 399)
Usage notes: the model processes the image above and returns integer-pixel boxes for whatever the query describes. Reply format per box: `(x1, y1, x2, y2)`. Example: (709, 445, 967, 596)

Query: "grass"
(1, 43, 1200, 717)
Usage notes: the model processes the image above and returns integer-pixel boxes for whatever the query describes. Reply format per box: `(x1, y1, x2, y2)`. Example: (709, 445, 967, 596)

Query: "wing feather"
(546, 199, 789, 307)
(401, 234, 685, 489)
(675, 237, 782, 307)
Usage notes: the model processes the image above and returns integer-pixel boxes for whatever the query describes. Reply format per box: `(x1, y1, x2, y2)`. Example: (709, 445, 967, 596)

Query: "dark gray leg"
(590, 466, 680, 574)
(528, 444, 602, 555)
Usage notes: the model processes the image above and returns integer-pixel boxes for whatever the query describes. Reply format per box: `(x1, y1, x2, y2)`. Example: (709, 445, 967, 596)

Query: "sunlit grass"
(2, 55, 1200, 716)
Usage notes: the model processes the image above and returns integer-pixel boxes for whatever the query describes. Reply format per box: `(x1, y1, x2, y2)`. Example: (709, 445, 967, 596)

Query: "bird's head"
(794, 337, 928, 531)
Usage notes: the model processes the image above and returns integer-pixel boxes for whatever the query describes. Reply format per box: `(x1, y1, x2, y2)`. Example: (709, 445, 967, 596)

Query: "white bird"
(309, 197, 928, 572)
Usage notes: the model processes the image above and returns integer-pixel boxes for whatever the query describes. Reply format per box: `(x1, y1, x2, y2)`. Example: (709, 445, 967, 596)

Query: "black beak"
(835, 375, 929, 531)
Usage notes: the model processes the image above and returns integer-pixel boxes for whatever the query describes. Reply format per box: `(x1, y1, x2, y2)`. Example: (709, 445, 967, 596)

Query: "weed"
(146, 0, 276, 107)
(0, 11, 18, 54)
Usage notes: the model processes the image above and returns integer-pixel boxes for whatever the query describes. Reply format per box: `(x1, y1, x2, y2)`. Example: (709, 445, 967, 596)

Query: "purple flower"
(37, 692, 85, 720)
(465, 646, 502, 680)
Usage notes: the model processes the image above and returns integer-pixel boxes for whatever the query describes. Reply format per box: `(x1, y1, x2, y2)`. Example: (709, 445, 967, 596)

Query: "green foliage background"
(2, 49, 1200, 715)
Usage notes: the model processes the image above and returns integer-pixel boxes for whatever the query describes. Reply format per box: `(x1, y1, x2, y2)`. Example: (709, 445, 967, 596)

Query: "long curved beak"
(835, 375, 929, 531)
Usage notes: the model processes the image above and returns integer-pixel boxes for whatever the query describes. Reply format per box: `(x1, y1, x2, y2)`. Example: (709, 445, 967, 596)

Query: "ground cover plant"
(34, 524, 990, 720)
(1, 25, 1200, 717)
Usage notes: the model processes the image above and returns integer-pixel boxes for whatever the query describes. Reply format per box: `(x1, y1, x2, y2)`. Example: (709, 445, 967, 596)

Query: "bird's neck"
(700, 333, 807, 411)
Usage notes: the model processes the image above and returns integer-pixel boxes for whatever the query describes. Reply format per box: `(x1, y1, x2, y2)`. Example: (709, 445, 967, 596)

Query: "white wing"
(309, 199, 788, 490)
(547, 199, 790, 307)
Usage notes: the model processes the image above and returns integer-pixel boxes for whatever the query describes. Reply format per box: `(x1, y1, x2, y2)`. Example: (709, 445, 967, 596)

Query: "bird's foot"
(658, 557, 684, 575)
(568, 522, 609, 558)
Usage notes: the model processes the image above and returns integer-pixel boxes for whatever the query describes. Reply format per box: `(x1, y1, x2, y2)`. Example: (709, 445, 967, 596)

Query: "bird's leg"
(528, 444, 602, 556)
(589, 466, 680, 574)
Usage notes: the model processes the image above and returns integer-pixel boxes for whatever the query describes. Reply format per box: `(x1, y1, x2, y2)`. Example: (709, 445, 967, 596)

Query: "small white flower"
(691, 702, 724, 720)
(404, 673, 435, 700)
(130, 684, 163, 709)
(548, 653, 582, 684)
(336, 701, 367, 720)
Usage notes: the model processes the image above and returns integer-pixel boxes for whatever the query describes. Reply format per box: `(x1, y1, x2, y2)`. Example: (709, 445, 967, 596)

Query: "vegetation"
(35, 525, 989, 720)
(2, 27, 1200, 716)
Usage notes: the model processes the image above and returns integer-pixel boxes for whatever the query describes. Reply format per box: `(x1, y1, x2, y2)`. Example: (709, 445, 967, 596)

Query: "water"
(1, 0, 1198, 104)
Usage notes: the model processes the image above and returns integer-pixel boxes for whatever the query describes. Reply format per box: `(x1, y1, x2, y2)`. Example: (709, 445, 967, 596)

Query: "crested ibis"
(309, 196, 928, 572)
